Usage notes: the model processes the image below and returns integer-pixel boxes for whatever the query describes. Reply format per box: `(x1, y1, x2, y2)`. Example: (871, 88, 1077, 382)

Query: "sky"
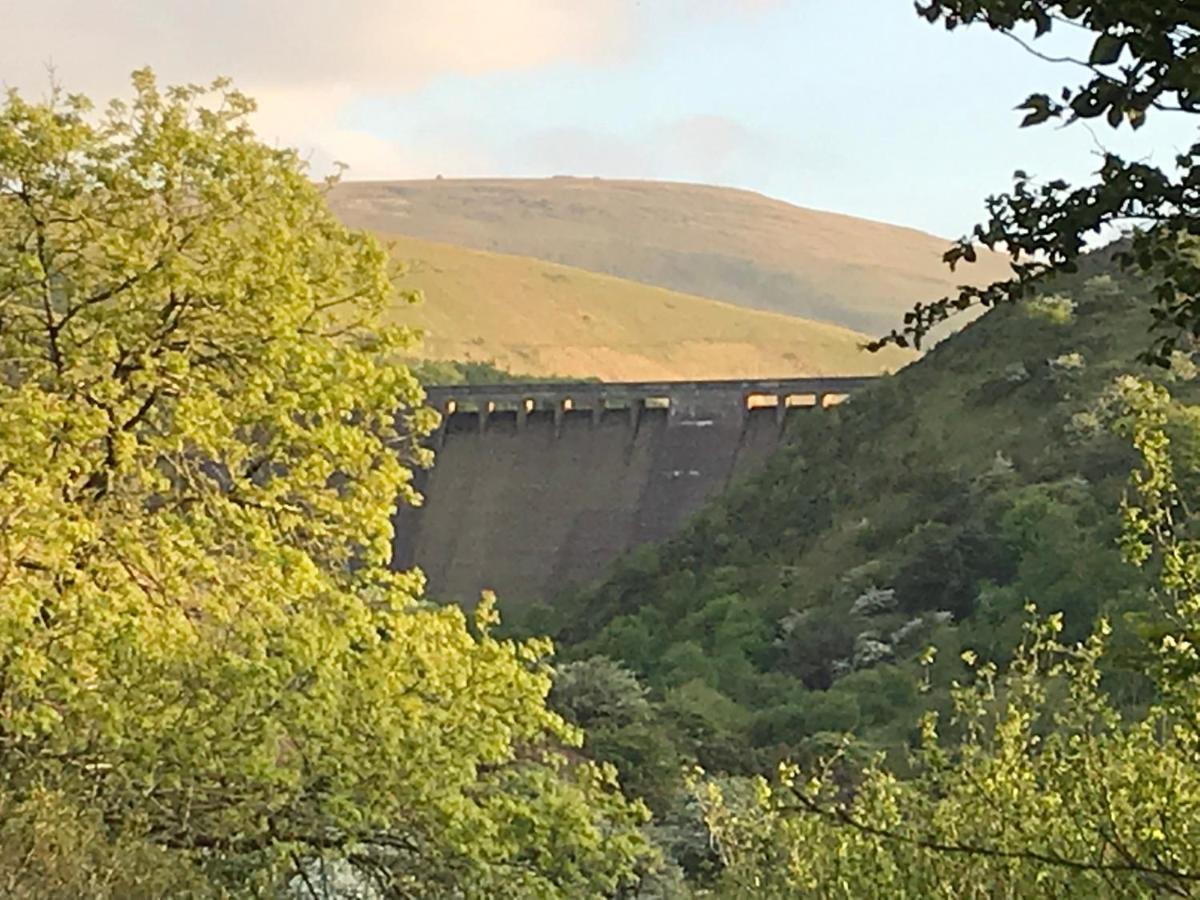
(4, 1, 1195, 238)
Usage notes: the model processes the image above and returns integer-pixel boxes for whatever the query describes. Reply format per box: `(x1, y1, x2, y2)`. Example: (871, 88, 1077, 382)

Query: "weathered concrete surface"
(391, 378, 872, 607)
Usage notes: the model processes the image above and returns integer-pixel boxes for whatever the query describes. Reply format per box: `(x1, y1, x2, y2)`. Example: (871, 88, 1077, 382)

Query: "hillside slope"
(384, 233, 912, 381)
(330, 177, 1011, 336)
(534, 252, 1200, 784)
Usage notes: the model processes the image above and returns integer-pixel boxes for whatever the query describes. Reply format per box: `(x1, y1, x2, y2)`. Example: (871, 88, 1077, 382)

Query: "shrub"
(1025, 293, 1077, 324)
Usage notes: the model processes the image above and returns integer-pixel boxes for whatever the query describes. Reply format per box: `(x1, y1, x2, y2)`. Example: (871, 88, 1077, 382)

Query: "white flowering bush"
(1002, 361, 1032, 384)
(851, 632, 894, 670)
(850, 586, 898, 617)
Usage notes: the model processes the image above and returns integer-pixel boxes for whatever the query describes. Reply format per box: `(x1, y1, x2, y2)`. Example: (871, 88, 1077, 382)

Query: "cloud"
(500, 114, 803, 191)
(508, 127, 653, 178)
(3, 1, 788, 178)
(4, 1, 645, 175)
(3, 1, 637, 95)
(661, 115, 760, 174)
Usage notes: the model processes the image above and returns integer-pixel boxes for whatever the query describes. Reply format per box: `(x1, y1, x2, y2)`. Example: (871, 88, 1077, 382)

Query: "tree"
(873, 1, 1200, 365)
(549, 656, 684, 816)
(550, 656, 654, 729)
(696, 377, 1200, 897)
(0, 72, 652, 895)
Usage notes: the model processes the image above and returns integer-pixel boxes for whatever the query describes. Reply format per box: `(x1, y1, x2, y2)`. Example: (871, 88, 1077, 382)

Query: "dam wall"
(391, 377, 873, 607)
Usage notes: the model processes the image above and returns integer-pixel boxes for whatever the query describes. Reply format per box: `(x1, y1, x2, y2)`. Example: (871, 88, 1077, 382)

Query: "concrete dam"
(391, 377, 875, 607)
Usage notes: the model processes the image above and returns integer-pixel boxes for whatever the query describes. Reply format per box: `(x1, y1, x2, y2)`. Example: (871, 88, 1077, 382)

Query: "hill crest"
(330, 177, 1010, 337)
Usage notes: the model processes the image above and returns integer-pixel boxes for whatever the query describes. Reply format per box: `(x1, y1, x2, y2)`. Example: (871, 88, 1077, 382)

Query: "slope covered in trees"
(663, 3, 1200, 890)
(518, 2, 1200, 892)
(537, 250, 1199, 806)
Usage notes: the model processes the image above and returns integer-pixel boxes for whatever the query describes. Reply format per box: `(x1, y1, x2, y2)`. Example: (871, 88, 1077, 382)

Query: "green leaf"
(1017, 94, 1055, 128)
(1089, 34, 1124, 65)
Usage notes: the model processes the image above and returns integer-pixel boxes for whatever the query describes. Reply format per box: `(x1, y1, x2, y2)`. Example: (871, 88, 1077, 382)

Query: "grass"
(379, 232, 913, 381)
(331, 177, 1012, 337)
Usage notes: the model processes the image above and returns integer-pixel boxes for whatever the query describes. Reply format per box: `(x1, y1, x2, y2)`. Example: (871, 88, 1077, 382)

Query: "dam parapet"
(424, 376, 873, 435)
(394, 376, 876, 607)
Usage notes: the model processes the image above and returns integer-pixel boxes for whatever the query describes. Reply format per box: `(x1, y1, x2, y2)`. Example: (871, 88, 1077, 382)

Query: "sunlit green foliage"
(0, 73, 652, 895)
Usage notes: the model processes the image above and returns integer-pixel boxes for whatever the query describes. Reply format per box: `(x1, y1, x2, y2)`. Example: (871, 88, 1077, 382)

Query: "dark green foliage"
(662, 679, 752, 775)
(836, 666, 919, 730)
(544, 259, 1200, 813)
(547, 657, 682, 815)
(406, 359, 534, 385)
(408, 358, 596, 386)
(777, 605, 857, 689)
(891, 520, 1003, 619)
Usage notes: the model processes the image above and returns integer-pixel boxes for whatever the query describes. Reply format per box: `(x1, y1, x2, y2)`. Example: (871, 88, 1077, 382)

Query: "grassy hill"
(330, 177, 1011, 337)
(382, 233, 913, 381)
(525, 250, 1200, 802)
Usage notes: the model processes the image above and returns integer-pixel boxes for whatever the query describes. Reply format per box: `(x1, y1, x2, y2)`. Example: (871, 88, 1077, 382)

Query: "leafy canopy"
(875, 1, 1200, 365)
(0, 72, 651, 895)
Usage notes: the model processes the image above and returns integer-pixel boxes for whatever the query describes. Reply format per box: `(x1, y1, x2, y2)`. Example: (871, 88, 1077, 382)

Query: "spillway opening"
(445, 398, 488, 413)
(487, 399, 523, 413)
(822, 393, 849, 408)
(599, 398, 634, 428)
(785, 393, 818, 408)
(745, 393, 780, 409)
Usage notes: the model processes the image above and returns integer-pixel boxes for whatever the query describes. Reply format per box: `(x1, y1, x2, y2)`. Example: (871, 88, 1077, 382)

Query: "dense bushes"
(699, 385, 1200, 894)
(539, 264, 1200, 823)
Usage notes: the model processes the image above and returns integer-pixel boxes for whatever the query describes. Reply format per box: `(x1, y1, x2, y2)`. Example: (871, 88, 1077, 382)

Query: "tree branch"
(782, 786, 1200, 886)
